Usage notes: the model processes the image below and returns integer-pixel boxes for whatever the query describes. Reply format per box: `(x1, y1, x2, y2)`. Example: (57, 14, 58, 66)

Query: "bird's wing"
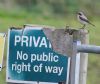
(79, 16, 95, 26)
(79, 16, 89, 23)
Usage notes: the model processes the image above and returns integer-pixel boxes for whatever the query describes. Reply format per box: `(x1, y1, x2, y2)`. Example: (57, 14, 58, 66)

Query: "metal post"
(70, 30, 79, 84)
(75, 41, 81, 84)
(70, 41, 77, 84)
(77, 44, 100, 54)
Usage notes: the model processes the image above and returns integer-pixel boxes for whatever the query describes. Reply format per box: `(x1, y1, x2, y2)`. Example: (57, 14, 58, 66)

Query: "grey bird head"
(77, 12, 83, 16)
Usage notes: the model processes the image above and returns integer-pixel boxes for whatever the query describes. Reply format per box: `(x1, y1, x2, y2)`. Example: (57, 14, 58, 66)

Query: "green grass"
(0, 11, 100, 84)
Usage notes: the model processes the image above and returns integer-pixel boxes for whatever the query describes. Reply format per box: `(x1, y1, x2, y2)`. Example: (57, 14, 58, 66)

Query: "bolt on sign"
(0, 33, 6, 71)
(6, 26, 70, 83)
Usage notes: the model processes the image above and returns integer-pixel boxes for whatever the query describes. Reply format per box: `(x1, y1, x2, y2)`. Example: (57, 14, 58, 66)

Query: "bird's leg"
(80, 25, 85, 29)
(81, 24, 86, 29)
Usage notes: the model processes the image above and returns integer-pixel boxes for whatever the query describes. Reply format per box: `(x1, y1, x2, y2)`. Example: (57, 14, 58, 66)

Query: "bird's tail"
(89, 22, 95, 27)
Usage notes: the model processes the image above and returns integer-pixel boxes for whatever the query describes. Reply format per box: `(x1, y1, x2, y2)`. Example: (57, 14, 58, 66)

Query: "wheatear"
(77, 12, 95, 28)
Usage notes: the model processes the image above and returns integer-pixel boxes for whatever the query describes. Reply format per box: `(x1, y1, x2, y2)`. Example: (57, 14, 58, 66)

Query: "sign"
(0, 33, 6, 71)
(7, 27, 70, 83)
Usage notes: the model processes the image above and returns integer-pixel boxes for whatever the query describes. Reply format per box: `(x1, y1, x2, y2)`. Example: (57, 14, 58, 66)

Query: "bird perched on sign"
(77, 12, 95, 28)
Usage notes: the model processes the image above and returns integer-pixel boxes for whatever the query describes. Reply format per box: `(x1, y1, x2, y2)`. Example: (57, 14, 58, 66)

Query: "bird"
(77, 12, 95, 28)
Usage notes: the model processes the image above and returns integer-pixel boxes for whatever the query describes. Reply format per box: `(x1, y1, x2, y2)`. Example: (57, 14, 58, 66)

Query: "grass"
(0, 10, 100, 84)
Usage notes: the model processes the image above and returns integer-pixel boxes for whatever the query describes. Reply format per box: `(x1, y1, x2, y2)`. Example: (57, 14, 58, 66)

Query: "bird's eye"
(78, 13, 82, 15)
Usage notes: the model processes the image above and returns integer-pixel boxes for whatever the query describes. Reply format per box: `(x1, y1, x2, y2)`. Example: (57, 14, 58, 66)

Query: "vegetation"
(0, 0, 100, 84)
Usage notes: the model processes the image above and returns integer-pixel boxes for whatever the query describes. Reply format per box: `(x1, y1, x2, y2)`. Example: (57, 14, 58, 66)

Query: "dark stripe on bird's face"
(78, 13, 82, 15)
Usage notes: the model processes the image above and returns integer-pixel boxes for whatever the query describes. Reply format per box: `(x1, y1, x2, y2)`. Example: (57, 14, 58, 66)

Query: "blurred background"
(0, 0, 100, 84)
